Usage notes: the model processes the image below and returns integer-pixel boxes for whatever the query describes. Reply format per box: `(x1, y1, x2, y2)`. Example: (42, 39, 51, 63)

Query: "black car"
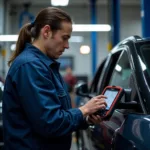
(76, 36, 150, 150)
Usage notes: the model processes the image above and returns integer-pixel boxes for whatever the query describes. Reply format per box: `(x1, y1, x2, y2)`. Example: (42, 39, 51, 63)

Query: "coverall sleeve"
(12, 60, 88, 138)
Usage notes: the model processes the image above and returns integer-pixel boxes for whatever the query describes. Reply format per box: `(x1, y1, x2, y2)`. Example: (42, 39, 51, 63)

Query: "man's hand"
(79, 95, 107, 117)
(87, 114, 102, 125)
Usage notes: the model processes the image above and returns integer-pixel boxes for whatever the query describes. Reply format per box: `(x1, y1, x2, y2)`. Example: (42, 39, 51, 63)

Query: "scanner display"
(104, 90, 118, 110)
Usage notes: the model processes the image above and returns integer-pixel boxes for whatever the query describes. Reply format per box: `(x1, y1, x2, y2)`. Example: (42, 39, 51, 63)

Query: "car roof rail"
(111, 35, 143, 53)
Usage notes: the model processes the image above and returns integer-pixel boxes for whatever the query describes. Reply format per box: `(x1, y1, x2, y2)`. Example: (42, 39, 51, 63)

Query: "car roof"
(110, 35, 145, 54)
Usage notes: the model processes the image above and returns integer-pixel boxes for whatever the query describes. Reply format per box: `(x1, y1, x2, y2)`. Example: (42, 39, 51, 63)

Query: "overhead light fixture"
(51, 0, 69, 6)
(0, 35, 84, 43)
(73, 24, 111, 32)
(80, 45, 90, 54)
(0, 35, 18, 42)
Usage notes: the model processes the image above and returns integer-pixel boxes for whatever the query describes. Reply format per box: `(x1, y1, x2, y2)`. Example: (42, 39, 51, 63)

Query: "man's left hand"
(87, 114, 102, 125)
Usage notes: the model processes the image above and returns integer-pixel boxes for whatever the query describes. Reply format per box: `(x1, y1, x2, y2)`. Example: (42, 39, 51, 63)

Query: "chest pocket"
(57, 88, 70, 109)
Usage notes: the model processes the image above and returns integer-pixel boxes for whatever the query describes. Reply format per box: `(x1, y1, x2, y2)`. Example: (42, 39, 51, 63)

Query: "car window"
(108, 50, 142, 113)
(109, 51, 131, 89)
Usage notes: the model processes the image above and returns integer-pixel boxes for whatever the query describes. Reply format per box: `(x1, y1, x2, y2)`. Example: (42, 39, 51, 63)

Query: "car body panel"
(89, 110, 126, 150)
(114, 114, 150, 150)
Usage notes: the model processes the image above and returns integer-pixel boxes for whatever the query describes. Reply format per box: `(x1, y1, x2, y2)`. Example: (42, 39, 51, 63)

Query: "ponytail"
(8, 23, 32, 66)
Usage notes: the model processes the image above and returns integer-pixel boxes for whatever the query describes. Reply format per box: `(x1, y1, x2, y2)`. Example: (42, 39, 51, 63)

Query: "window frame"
(107, 48, 144, 114)
(97, 50, 123, 94)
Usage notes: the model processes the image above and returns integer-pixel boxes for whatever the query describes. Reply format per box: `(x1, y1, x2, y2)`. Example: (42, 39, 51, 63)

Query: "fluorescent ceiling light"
(51, 0, 69, 6)
(73, 24, 111, 32)
(0, 35, 18, 42)
(0, 35, 83, 43)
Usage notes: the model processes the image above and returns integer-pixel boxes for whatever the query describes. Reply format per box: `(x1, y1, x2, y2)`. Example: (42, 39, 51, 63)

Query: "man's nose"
(64, 41, 69, 49)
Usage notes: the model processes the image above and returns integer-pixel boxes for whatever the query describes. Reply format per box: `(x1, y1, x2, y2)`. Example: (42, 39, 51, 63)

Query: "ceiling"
(8, 0, 140, 6)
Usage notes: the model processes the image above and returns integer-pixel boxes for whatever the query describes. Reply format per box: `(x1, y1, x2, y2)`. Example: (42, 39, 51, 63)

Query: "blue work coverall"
(2, 43, 88, 150)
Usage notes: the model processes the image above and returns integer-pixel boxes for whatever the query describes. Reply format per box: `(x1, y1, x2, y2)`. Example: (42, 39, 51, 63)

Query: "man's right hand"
(79, 95, 107, 117)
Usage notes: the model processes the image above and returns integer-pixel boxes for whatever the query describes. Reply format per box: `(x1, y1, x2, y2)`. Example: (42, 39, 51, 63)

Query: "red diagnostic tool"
(95, 86, 124, 119)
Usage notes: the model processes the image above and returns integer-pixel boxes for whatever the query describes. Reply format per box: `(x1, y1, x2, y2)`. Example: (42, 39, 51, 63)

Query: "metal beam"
(90, 0, 97, 77)
(111, 0, 120, 47)
(141, 0, 150, 37)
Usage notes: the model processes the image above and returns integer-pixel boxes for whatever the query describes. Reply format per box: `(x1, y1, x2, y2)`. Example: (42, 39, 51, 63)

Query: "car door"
(89, 49, 147, 150)
(79, 57, 108, 150)
(79, 52, 122, 150)
(82, 50, 122, 150)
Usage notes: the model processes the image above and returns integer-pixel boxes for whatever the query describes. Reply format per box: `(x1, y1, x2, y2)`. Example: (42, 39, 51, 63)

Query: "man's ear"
(42, 25, 52, 39)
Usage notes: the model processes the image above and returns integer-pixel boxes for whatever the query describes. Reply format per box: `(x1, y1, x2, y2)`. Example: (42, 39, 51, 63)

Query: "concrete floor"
(71, 142, 78, 150)
(70, 133, 78, 150)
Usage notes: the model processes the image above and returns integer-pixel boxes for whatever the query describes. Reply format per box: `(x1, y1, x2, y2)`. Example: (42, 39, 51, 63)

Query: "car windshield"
(138, 45, 150, 87)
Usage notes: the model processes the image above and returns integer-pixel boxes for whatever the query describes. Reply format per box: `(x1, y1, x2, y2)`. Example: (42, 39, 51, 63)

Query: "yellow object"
(107, 42, 112, 52)
(1, 49, 6, 57)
